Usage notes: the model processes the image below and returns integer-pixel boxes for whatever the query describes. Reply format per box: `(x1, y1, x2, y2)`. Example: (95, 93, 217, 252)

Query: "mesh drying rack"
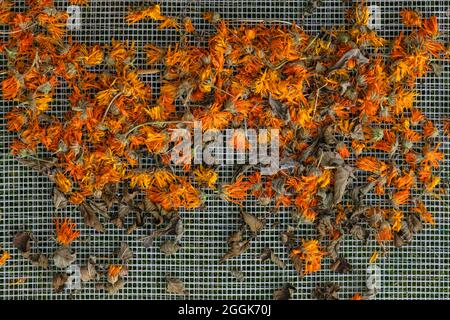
(0, 0, 449, 300)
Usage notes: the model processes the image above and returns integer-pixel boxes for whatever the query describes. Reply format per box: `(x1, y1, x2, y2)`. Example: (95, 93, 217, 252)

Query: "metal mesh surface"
(1, 0, 449, 300)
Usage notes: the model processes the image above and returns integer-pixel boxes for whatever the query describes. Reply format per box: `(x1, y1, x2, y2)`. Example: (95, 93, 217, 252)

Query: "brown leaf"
(53, 188, 68, 210)
(101, 279, 126, 294)
(220, 240, 251, 263)
(259, 247, 285, 269)
(241, 211, 265, 233)
(166, 277, 188, 295)
(330, 257, 352, 274)
(53, 247, 76, 269)
(80, 202, 105, 233)
(13, 231, 33, 258)
(116, 243, 133, 262)
(229, 269, 244, 282)
(30, 253, 49, 269)
(313, 283, 340, 300)
(142, 215, 180, 248)
(80, 256, 97, 282)
(273, 283, 295, 300)
(334, 166, 352, 204)
(160, 240, 180, 256)
(329, 48, 369, 71)
(290, 252, 303, 276)
(53, 273, 68, 293)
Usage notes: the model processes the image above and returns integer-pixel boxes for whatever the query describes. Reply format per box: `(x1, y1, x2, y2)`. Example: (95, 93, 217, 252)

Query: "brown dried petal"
(53, 273, 68, 293)
(30, 253, 49, 269)
(160, 240, 180, 256)
(241, 211, 265, 233)
(53, 247, 76, 269)
(53, 188, 68, 210)
(166, 277, 188, 295)
(273, 283, 295, 300)
(13, 231, 33, 258)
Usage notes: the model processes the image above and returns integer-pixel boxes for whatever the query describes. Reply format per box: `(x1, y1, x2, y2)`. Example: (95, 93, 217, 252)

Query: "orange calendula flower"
(126, 4, 165, 24)
(55, 218, 80, 246)
(80, 45, 104, 66)
(0, 250, 10, 266)
(193, 166, 218, 189)
(54, 172, 72, 193)
(377, 221, 393, 242)
(290, 239, 325, 275)
(421, 144, 444, 169)
(70, 0, 89, 5)
(400, 9, 422, 27)
(108, 264, 124, 278)
(392, 189, 410, 207)
(183, 17, 196, 33)
(221, 175, 253, 205)
(352, 293, 364, 300)
(356, 156, 387, 175)
(412, 201, 435, 224)
(2, 76, 21, 100)
(421, 16, 439, 37)
(336, 142, 350, 159)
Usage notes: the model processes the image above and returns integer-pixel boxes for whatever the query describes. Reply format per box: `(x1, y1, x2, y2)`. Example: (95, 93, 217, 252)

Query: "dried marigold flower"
(290, 239, 325, 275)
(2, 76, 21, 100)
(54, 172, 72, 193)
(400, 9, 422, 27)
(193, 166, 218, 189)
(55, 218, 80, 246)
(0, 250, 11, 266)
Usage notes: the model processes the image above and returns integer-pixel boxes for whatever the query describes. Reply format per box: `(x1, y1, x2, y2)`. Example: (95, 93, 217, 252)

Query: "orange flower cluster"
(2, 1, 447, 279)
(290, 240, 325, 275)
(55, 218, 80, 246)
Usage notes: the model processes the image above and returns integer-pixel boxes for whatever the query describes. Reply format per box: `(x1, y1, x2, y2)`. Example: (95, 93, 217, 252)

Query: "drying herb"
(273, 283, 296, 300)
(80, 256, 98, 282)
(166, 277, 188, 295)
(0, 249, 10, 266)
(220, 230, 251, 263)
(1, 0, 449, 298)
(313, 283, 340, 300)
(229, 269, 245, 282)
(259, 247, 286, 269)
(53, 273, 68, 293)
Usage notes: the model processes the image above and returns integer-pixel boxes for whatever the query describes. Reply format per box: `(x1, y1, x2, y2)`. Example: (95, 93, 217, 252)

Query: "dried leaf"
(13, 231, 33, 258)
(53, 273, 68, 293)
(290, 253, 303, 276)
(241, 211, 265, 233)
(80, 256, 97, 282)
(269, 95, 290, 121)
(334, 166, 352, 204)
(259, 247, 285, 269)
(313, 283, 340, 300)
(53, 247, 76, 269)
(53, 188, 68, 210)
(229, 269, 244, 282)
(166, 277, 188, 295)
(80, 202, 105, 233)
(330, 257, 352, 273)
(142, 215, 180, 248)
(273, 283, 295, 300)
(30, 253, 48, 269)
(102, 279, 126, 294)
(116, 243, 133, 262)
(160, 240, 180, 256)
(220, 240, 251, 263)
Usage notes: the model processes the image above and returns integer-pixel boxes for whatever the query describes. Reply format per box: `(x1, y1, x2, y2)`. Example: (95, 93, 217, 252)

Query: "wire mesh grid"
(0, 0, 449, 300)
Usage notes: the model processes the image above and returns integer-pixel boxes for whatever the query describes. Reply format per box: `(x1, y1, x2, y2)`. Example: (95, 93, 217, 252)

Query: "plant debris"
(1, 0, 448, 299)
